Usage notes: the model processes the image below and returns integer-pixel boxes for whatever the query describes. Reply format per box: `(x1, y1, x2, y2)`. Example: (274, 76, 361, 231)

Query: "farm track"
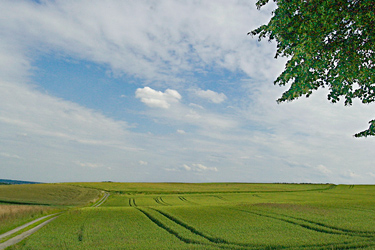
(0, 214, 58, 241)
(0, 215, 60, 250)
(91, 192, 110, 207)
(0, 191, 109, 249)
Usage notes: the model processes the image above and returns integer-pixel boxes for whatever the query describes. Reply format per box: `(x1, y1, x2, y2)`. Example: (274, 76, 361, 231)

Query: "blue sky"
(1, 0, 374, 183)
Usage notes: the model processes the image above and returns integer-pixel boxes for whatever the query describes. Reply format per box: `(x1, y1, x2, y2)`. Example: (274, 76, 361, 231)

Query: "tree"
(250, 0, 375, 137)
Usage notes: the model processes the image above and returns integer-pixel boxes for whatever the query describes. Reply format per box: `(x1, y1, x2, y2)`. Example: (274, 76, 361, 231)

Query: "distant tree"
(250, 0, 375, 137)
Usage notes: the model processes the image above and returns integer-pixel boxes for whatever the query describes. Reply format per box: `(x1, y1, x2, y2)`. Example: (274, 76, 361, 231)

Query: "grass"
(0, 183, 101, 240)
(6, 183, 375, 249)
(0, 184, 100, 206)
(0, 205, 54, 235)
(69, 182, 332, 194)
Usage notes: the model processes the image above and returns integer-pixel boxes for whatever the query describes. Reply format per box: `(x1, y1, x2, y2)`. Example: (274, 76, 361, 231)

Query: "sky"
(1, 0, 374, 184)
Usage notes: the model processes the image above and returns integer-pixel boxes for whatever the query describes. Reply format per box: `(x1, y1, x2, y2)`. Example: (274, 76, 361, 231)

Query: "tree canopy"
(250, 0, 375, 137)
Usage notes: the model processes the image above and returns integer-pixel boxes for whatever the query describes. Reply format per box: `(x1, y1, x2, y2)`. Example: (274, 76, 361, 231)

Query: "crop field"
(0, 184, 100, 206)
(0, 183, 101, 242)
(4, 183, 375, 249)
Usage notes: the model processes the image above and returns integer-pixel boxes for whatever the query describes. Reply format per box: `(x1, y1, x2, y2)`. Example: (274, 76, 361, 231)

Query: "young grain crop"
(7, 183, 375, 249)
(12, 208, 226, 250)
(0, 184, 100, 206)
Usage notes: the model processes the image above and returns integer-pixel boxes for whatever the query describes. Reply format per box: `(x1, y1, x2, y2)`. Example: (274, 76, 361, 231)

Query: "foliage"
(250, 0, 375, 137)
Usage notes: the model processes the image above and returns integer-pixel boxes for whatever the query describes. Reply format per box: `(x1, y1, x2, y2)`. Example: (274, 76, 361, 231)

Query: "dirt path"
(0, 192, 109, 249)
(92, 192, 110, 207)
(0, 215, 59, 250)
(0, 214, 57, 241)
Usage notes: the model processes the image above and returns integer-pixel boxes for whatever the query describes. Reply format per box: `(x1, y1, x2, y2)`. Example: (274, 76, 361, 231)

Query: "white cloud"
(195, 89, 227, 103)
(316, 165, 332, 175)
(139, 160, 148, 166)
(183, 164, 192, 171)
(135, 87, 181, 109)
(0, 81, 131, 147)
(75, 161, 103, 168)
(182, 164, 218, 172)
(189, 103, 204, 110)
(0, 152, 21, 159)
(177, 129, 186, 134)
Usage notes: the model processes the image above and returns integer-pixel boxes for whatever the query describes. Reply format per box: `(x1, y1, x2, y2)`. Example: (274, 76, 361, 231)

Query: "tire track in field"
(128, 198, 137, 207)
(230, 207, 374, 238)
(139, 207, 375, 250)
(136, 208, 202, 245)
(154, 197, 169, 206)
(137, 207, 260, 250)
(222, 207, 375, 249)
(254, 209, 375, 238)
(151, 208, 230, 244)
(178, 196, 197, 204)
(266, 210, 375, 237)
(178, 196, 188, 202)
(211, 195, 227, 201)
(296, 239, 375, 250)
(150, 208, 266, 249)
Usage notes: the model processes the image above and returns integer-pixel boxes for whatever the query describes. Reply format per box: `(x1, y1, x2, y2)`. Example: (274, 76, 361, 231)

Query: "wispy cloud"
(0, 152, 21, 159)
(75, 161, 103, 168)
(316, 165, 332, 175)
(0, 0, 278, 84)
(0, 81, 131, 148)
(167, 164, 219, 173)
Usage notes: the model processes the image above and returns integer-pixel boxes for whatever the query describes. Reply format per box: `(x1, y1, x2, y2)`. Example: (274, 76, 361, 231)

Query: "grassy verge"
(0, 213, 60, 243)
(0, 205, 57, 235)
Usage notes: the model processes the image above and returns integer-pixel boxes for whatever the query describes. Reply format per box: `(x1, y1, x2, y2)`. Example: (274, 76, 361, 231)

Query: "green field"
(4, 183, 375, 249)
(0, 184, 101, 237)
(0, 184, 101, 206)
